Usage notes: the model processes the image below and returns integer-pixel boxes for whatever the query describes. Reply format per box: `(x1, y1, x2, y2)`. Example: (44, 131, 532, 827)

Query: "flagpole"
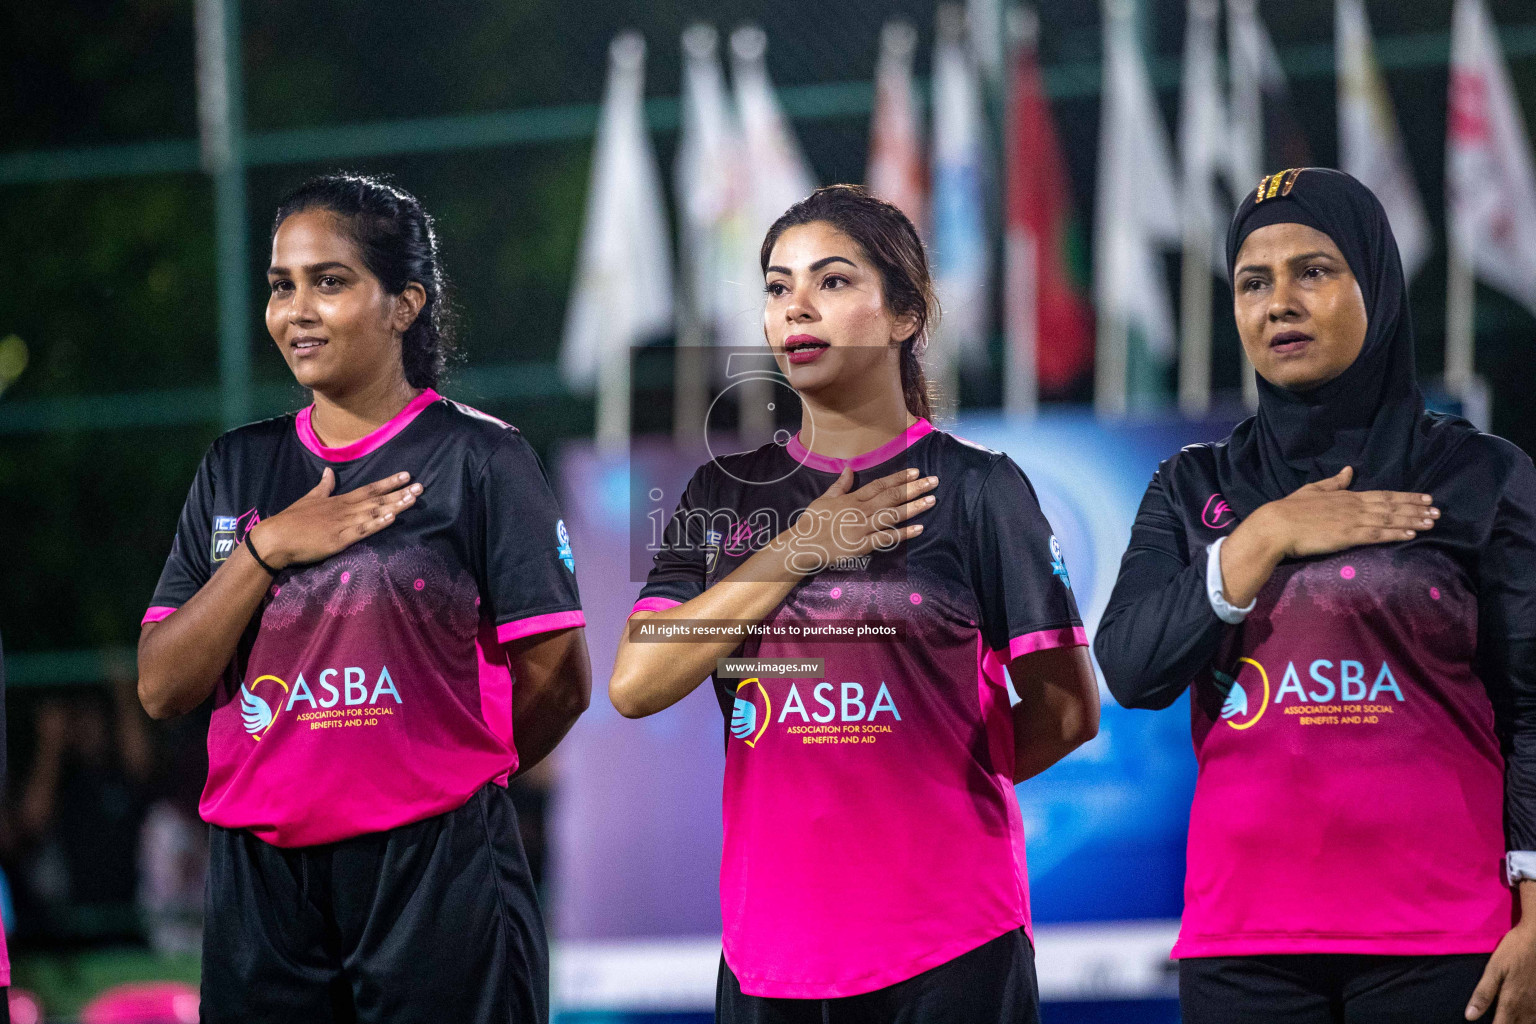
(1003, 6, 1039, 419)
(1095, 308, 1129, 418)
(1179, 227, 1213, 415)
(672, 261, 709, 442)
(674, 24, 720, 443)
(1178, 0, 1219, 416)
(1445, 230, 1476, 392)
(596, 346, 632, 453)
(1005, 232, 1039, 418)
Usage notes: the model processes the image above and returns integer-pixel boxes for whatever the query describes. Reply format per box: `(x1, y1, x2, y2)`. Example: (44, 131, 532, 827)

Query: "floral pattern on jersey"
(1212, 545, 1479, 700)
(384, 546, 481, 644)
(259, 573, 311, 632)
(316, 548, 385, 618)
(257, 544, 482, 638)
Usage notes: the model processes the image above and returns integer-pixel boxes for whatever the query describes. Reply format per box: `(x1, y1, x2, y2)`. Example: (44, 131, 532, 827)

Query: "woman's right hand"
(1247, 465, 1437, 559)
(773, 466, 937, 576)
(1219, 466, 1437, 608)
(248, 468, 423, 571)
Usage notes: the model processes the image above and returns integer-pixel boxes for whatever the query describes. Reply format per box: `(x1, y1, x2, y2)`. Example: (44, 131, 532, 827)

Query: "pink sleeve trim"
(495, 609, 585, 644)
(1004, 625, 1088, 661)
(142, 606, 179, 625)
(629, 597, 682, 616)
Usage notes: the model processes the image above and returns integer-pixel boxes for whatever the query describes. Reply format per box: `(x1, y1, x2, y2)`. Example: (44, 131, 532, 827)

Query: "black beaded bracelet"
(244, 532, 280, 576)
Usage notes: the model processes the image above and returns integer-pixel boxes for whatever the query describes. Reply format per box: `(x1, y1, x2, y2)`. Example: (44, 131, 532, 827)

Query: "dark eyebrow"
(765, 255, 858, 277)
(267, 261, 354, 277)
(1286, 250, 1339, 265)
(1234, 264, 1269, 277)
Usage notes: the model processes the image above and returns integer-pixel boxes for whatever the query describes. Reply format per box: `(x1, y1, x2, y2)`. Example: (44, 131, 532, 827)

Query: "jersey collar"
(295, 388, 441, 462)
(785, 418, 933, 473)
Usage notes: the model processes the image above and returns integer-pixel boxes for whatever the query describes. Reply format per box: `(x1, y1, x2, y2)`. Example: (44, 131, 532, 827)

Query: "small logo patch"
(1201, 493, 1236, 530)
(555, 519, 575, 573)
(705, 529, 722, 573)
(211, 510, 260, 563)
(1049, 535, 1072, 589)
(211, 517, 238, 562)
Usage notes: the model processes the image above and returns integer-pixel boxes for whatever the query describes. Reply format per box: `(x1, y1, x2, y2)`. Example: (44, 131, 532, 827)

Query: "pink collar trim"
(784, 418, 933, 473)
(295, 389, 441, 462)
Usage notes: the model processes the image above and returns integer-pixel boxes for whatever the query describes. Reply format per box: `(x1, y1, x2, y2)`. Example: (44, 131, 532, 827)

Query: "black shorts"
(200, 781, 547, 1024)
(716, 928, 1040, 1024)
(1180, 953, 1494, 1024)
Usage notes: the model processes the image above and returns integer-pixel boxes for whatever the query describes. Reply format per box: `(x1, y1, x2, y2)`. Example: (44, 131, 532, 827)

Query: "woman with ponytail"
(610, 185, 1098, 1021)
(137, 173, 590, 1022)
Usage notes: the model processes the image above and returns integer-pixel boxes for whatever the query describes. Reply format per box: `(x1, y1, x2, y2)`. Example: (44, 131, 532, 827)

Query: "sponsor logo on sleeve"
(704, 529, 722, 573)
(211, 508, 262, 563)
(211, 517, 239, 562)
(1049, 535, 1072, 589)
(556, 519, 575, 572)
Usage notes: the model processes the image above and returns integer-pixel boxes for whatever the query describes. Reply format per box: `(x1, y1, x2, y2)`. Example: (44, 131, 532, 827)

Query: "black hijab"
(1215, 167, 1473, 512)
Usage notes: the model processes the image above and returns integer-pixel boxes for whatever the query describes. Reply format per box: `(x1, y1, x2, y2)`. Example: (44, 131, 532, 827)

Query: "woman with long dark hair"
(137, 173, 590, 1023)
(610, 184, 1099, 1021)
(1096, 167, 1536, 1023)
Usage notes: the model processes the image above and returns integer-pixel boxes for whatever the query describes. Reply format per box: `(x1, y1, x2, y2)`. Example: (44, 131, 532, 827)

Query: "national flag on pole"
(677, 24, 749, 345)
(1005, 8, 1092, 407)
(1448, 0, 1536, 315)
(561, 32, 673, 446)
(1337, 0, 1430, 280)
(1096, 0, 1181, 369)
(867, 19, 927, 233)
(931, 4, 992, 376)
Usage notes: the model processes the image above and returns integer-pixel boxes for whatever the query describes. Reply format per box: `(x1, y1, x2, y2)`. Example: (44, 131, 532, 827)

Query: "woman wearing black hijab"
(1096, 167, 1536, 1023)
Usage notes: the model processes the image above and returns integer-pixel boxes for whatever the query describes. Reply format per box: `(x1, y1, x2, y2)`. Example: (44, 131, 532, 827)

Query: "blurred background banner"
(4, 0, 1536, 1019)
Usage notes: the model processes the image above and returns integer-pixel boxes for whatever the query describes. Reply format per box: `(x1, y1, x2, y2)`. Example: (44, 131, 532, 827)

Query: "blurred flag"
(1337, 0, 1430, 280)
(674, 24, 748, 437)
(1095, 0, 1181, 414)
(931, 4, 992, 389)
(730, 25, 816, 439)
(731, 26, 816, 251)
(677, 24, 749, 345)
(1004, 7, 1093, 412)
(1448, 0, 1536, 315)
(867, 19, 927, 232)
(561, 32, 673, 448)
(1178, 0, 1228, 413)
(1228, 0, 1308, 407)
(1181, 0, 1231, 277)
(1228, 0, 1311, 191)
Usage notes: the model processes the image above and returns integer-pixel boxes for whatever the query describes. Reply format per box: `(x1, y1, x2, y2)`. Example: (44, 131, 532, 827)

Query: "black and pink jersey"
(144, 389, 584, 847)
(635, 419, 1086, 998)
(1097, 431, 1536, 958)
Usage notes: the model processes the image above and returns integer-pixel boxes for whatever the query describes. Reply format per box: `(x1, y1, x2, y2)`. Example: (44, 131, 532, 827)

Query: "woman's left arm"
(1009, 645, 1100, 783)
(507, 627, 592, 776)
(1467, 448, 1536, 1024)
